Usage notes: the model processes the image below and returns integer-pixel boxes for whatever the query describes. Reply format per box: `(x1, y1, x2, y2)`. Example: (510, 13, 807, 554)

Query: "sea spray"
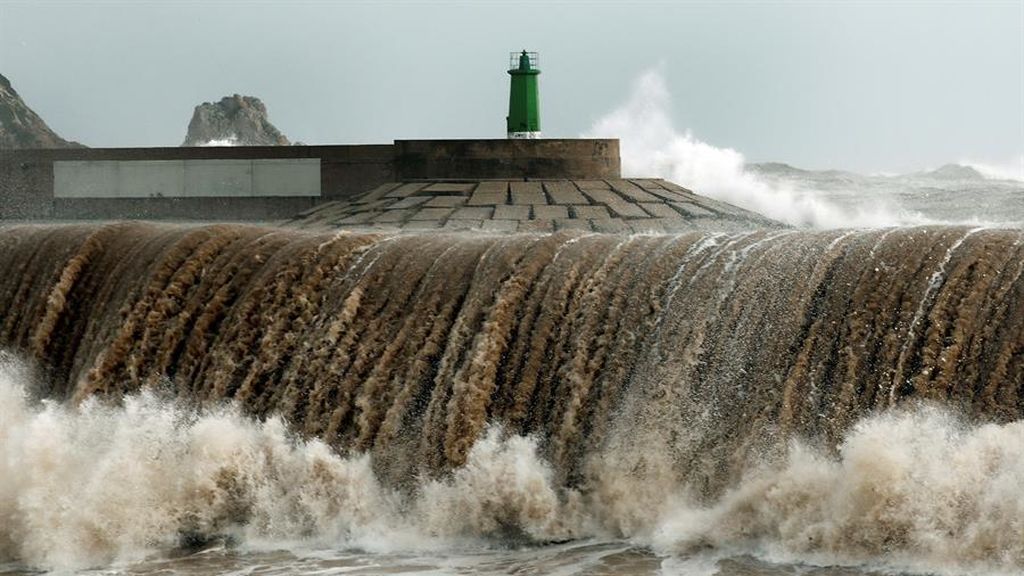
(3, 358, 1024, 574)
(961, 155, 1024, 182)
(585, 70, 927, 228)
(651, 406, 1024, 575)
(0, 359, 576, 570)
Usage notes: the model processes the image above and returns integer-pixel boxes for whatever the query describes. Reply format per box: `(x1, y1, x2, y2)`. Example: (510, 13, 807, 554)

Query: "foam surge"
(0, 357, 575, 570)
(585, 70, 926, 228)
(3, 357, 1024, 575)
(652, 406, 1024, 576)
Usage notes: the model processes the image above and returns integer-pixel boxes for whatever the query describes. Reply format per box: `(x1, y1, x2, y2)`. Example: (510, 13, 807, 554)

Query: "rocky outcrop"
(0, 73, 83, 149)
(182, 94, 289, 147)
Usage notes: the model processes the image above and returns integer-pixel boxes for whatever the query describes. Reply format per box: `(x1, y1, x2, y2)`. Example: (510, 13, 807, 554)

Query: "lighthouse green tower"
(507, 51, 541, 139)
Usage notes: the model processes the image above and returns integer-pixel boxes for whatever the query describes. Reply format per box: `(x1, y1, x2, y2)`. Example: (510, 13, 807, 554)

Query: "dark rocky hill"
(0, 73, 83, 149)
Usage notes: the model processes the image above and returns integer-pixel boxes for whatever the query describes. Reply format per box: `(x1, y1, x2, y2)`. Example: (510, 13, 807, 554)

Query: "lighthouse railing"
(508, 52, 539, 71)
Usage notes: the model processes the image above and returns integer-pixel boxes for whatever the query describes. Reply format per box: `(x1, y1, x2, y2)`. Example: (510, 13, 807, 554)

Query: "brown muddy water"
(0, 223, 1021, 576)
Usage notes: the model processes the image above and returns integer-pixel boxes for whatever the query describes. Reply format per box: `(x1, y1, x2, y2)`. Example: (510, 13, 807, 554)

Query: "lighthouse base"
(508, 131, 542, 139)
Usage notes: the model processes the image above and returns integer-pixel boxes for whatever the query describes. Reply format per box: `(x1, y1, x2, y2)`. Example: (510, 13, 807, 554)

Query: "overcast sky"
(1, 0, 1021, 172)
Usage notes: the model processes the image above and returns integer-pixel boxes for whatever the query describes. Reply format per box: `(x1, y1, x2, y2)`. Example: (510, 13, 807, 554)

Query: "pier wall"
(0, 139, 619, 220)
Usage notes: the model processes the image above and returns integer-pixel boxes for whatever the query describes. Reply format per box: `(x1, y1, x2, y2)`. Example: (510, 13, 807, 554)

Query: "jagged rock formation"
(182, 94, 290, 146)
(0, 73, 83, 149)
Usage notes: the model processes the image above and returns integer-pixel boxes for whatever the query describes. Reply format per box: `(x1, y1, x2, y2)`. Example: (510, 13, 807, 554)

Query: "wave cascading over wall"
(0, 222, 1022, 569)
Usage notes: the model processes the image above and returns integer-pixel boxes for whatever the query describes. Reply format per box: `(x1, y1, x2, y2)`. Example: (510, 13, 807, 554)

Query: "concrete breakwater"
(287, 177, 781, 233)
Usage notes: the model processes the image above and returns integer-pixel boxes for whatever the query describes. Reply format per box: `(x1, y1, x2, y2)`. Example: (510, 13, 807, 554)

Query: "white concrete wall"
(54, 159, 321, 198)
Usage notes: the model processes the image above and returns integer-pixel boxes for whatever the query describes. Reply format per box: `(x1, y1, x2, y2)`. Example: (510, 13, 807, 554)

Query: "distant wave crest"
(585, 70, 935, 229)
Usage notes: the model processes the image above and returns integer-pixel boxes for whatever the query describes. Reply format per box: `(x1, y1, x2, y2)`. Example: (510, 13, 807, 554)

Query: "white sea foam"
(1, 357, 1023, 575)
(650, 406, 1024, 576)
(584, 70, 927, 229)
(961, 156, 1024, 182)
(0, 358, 570, 570)
(198, 135, 240, 147)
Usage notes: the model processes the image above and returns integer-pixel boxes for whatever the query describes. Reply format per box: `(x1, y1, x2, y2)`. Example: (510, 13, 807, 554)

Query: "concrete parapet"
(1, 139, 621, 220)
(394, 139, 619, 180)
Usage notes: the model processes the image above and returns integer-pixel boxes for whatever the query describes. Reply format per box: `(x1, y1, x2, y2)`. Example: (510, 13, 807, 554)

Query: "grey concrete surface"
(286, 178, 784, 233)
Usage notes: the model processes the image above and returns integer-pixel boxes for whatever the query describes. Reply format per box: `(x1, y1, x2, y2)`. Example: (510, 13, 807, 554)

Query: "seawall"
(0, 139, 619, 220)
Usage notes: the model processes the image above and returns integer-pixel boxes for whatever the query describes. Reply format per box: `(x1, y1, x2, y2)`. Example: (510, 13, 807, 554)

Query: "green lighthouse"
(507, 51, 541, 139)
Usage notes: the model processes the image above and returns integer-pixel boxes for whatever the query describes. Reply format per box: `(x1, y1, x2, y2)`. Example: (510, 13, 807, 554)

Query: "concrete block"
(628, 219, 665, 233)
(672, 202, 715, 217)
(401, 220, 444, 230)
(570, 205, 610, 219)
(640, 203, 684, 218)
(644, 188, 692, 203)
(698, 199, 753, 218)
(451, 206, 494, 220)
(325, 213, 358, 226)
(295, 202, 341, 219)
(630, 178, 667, 190)
(467, 181, 509, 206)
(605, 201, 649, 218)
(424, 195, 467, 208)
(510, 181, 546, 205)
(410, 207, 455, 220)
(385, 182, 429, 198)
(493, 205, 531, 220)
(652, 217, 696, 231)
(581, 189, 622, 205)
(424, 182, 476, 194)
(324, 210, 360, 224)
(660, 180, 697, 195)
(476, 180, 512, 194)
(609, 180, 660, 203)
(373, 209, 414, 223)
(592, 218, 628, 233)
(356, 182, 404, 203)
(555, 218, 592, 231)
(533, 204, 568, 220)
(444, 219, 483, 230)
(318, 210, 353, 225)
(517, 219, 554, 232)
(481, 219, 519, 232)
(387, 196, 431, 210)
(338, 211, 380, 224)
(361, 199, 398, 211)
(544, 181, 587, 204)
